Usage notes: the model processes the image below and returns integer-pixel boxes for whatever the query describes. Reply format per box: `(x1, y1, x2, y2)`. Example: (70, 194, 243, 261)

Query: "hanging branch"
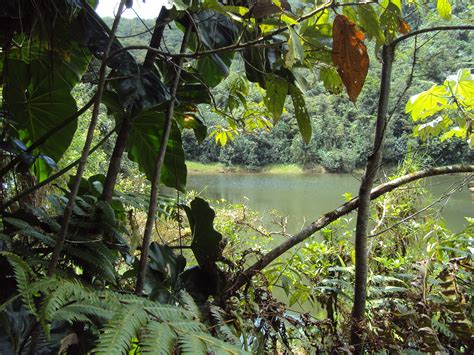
(47, 0, 127, 277)
(225, 164, 474, 295)
(134, 20, 193, 295)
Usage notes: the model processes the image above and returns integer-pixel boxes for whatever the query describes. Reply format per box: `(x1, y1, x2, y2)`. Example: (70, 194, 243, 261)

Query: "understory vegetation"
(0, 0, 473, 354)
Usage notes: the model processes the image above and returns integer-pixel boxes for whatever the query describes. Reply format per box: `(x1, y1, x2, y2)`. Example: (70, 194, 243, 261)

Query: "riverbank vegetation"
(0, 0, 473, 354)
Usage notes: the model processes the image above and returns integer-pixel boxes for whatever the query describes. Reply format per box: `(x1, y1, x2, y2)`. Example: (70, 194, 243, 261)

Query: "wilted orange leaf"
(398, 19, 410, 34)
(331, 15, 369, 103)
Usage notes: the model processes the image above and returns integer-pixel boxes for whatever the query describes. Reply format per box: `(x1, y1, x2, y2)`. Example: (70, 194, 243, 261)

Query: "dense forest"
(0, 0, 473, 354)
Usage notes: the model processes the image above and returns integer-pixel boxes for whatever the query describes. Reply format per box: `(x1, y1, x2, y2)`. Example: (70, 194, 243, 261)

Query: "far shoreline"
(186, 161, 366, 175)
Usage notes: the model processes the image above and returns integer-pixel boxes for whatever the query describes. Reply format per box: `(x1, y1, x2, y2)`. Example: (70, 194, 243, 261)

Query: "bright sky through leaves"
(95, 0, 170, 19)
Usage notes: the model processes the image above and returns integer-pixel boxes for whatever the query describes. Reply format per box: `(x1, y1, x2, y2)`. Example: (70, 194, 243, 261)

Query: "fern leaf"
(3, 217, 56, 246)
(0, 251, 37, 316)
(177, 333, 208, 354)
(191, 332, 247, 354)
(53, 303, 114, 324)
(144, 305, 194, 322)
(141, 321, 177, 354)
(179, 291, 201, 320)
(94, 305, 149, 355)
(209, 305, 240, 345)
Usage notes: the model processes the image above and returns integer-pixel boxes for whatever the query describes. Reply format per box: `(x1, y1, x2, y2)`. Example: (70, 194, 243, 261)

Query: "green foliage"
(407, 68, 474, 147)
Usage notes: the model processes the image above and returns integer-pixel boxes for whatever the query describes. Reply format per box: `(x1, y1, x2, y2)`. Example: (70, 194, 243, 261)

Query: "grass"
(186, 161, 227, 173)
(261, 164, 305, 174)
(187, 161, 318, 174)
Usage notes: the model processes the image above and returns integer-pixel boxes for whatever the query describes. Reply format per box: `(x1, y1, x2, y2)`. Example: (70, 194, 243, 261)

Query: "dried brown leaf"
(332, 15, 369, 102)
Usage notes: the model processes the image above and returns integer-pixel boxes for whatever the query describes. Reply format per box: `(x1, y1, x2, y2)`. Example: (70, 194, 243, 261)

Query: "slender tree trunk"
(101, 7, 170, 202)
(101, 118, 132, 201)
(135, 21, 193, 294)
(47, 0, 126, 277)
(350, 44, 394, 352)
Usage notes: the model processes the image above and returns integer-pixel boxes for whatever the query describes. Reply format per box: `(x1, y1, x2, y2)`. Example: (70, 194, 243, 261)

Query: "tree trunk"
(135, 20, 193, 294)
(350, 44, 394, 352)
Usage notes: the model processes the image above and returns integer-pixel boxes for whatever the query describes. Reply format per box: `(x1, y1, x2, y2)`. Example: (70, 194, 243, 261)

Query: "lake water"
(186, 173, 473, 234)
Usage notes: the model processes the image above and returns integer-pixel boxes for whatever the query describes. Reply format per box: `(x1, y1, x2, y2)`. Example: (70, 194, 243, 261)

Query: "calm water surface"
(186, 173, 472, 233)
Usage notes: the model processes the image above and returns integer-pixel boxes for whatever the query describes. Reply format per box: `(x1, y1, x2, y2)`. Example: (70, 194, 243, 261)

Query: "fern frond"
(94, 305, 149, 355)
(64, 244, 116, 282)
(40, 279, 91, 326)
(0, 251, 37, 316)
(53, 302, 114, 324)
(177, 333, 208, 354)
(177, 332, 246, 355)
(179, 291, 201, 320)
(144, 305, 194, 322)
(209, 305, 240, 345)
(3, 217, 56, 246)
(170, 321, 206, 333)
(140, 322, 177, 354)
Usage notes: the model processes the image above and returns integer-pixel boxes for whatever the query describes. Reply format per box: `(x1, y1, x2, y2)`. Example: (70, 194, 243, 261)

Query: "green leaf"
(182, 198, 223, 268)
(406, 85, 449, 121)
(320, 67, 343, 95)
(380, 1, 401, 43)
(264, 74, 288, 122)
(5, 60, 77, 181)
(285, 27, 304, 69)
(289, 85, 312, 144)
(356, 4, 385, 50)
(127, 110, 187, 191)
(437, 0, 452, 20)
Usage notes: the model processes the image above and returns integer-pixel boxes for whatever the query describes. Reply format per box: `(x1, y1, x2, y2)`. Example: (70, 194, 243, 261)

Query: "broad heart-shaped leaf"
(331, 15, 369, 103)
(5, 60, 77, 181)
(264, 74, 288, 122)
(182, 198, 223, 268)
(289, 84, 312, 144)
(445, 68, 474, 106)
(437, 0, 452, 20)
(406, 84, 449, 121)
(126, 110, 187, 192)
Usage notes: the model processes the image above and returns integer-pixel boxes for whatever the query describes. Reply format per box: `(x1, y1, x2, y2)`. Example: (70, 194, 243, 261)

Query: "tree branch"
(226, 164, 474, 294)
(392, 25, 474, 46)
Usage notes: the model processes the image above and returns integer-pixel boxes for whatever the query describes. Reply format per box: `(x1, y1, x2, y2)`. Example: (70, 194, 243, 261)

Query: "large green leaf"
(182, 198, 223, 268)
(5, 60, 77, 181)
(289, 84, 312, 144)
(126, 110, 187, 191)
(264, 74, 288, 122)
